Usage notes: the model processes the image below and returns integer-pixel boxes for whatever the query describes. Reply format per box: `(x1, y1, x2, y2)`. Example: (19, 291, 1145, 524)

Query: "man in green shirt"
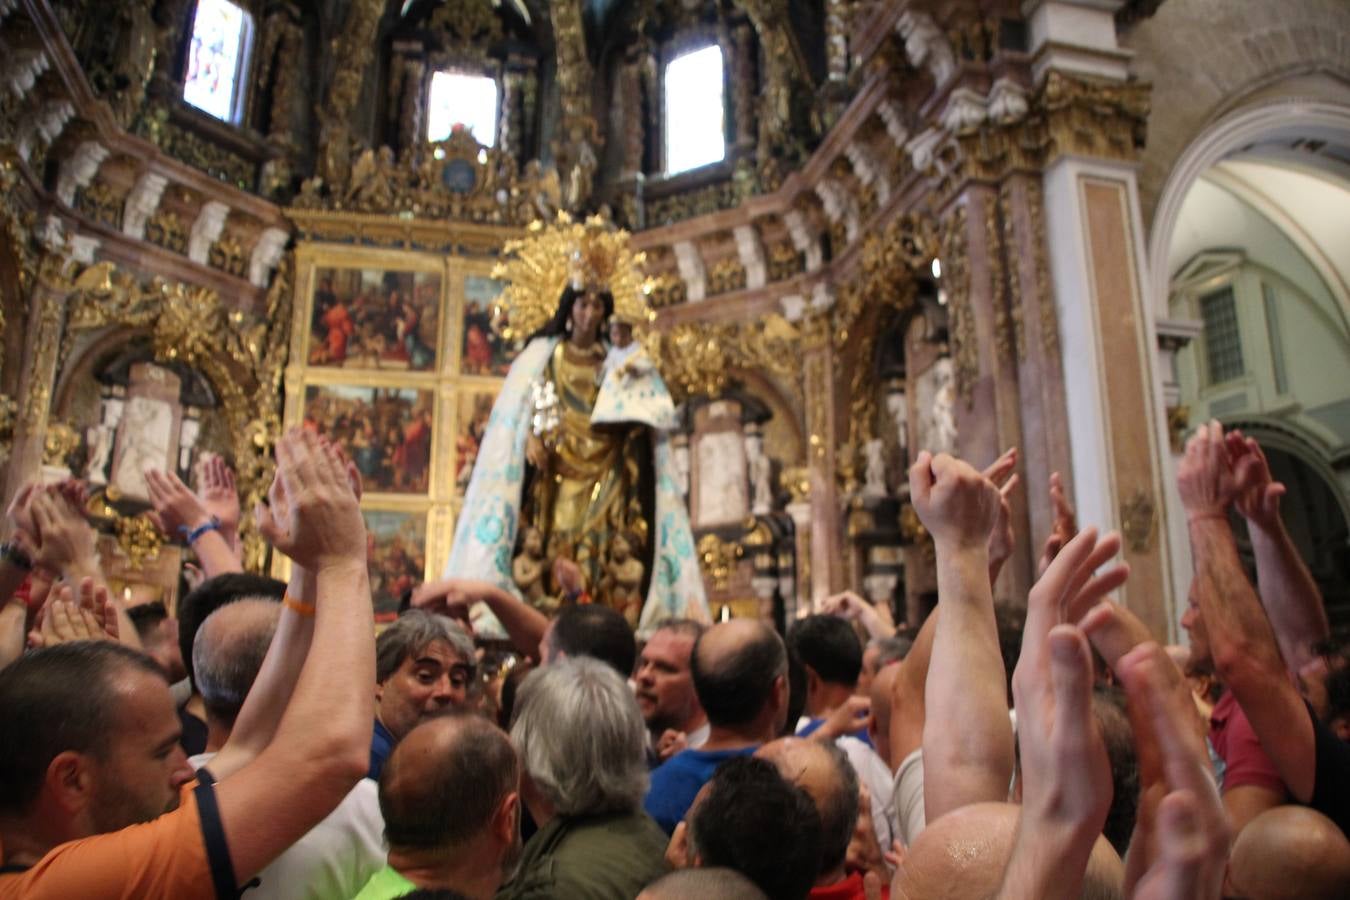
(354, 714, 521, 900)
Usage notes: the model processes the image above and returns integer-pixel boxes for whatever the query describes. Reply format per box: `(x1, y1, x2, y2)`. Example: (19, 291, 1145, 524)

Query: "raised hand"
(144, 468, 213, 539)
(983, 448, 1020, 580)
(4, 482, 40, 560)
(199, 454, 242, 544)
(1176, 421, 1237, 522)
(1115, 643, 1228, 900)
(910, 451, 1001, 552)
(1027, 527, 1130, 636)
(1226, 433, 1284, 533)
(33, 578, 119, 647)
(255, 429, 366, 572)
(1037, 471, 1078, 576)
(29, 488, 99, 576)
(410, 577, 503, 627)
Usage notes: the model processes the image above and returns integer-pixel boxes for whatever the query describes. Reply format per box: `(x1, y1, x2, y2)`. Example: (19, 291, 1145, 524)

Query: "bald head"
(757, 737, 858, 879)
(638, 867, 769, 900)
(891, 802, 1123, 900)
(193, 599, 280, 725)
(691, 619, 787, 733)
(380, 713, 519, 854)
(1227, 806, 1350, 900)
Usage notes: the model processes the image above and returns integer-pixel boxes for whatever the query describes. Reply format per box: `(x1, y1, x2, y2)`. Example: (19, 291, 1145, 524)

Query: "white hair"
(510, 656, 648, 816)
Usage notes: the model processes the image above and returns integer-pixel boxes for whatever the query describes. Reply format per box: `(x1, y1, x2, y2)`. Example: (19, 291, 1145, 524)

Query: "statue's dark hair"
(529, 284, 614, 342)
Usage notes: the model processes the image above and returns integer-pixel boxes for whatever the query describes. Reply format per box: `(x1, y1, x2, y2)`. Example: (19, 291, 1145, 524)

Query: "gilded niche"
(56, 258, 293, 572)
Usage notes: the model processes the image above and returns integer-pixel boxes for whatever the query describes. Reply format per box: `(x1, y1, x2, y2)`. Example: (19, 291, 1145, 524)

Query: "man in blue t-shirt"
(644, 619, 789, 833)
(788, 615, 872, 747)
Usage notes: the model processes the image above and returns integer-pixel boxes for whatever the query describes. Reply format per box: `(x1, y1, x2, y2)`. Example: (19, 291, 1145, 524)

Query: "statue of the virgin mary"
(446, 214, 708, 636)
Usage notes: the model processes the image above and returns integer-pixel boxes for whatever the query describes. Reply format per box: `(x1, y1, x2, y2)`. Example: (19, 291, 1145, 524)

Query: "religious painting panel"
(363, 508, 429, 621)
(453, 387, 499, 498)
(301, 383, 436, 495)
(307, 266, 443, 372)
(460, 274, 517, 376)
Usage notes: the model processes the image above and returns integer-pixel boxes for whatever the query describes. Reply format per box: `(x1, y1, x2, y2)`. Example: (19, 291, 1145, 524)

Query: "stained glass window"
(183, 0, 253, 123)
(427, 72, 498, 146)
(664, 45, 725, 175)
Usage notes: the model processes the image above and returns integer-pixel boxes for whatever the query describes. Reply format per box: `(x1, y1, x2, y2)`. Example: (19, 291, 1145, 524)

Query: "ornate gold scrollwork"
(1120, 488, 1156, 554)
(58, 257, 292, 571)
(657, 314, 800, 404)
(113, 513, 163, 572)
(697, 533, 745, 591)
(940, 204, 976, 408)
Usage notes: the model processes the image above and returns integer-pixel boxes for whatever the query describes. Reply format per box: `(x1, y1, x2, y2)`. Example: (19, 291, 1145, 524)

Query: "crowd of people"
(1, 420, 1348, 899)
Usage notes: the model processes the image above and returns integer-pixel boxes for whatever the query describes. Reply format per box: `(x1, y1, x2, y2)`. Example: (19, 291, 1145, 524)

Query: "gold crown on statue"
(491, 212, 655, 341)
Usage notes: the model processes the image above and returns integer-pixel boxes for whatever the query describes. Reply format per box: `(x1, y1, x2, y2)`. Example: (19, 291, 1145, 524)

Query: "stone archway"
(1146, 96, 1350, 324)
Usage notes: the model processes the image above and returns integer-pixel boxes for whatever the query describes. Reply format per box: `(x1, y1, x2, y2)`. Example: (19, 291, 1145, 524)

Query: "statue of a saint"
(512, 525, 550, 613)
(446, 217, 707, 637)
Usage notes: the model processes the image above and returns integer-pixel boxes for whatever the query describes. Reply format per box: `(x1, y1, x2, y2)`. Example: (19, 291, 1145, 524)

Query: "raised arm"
(1227, 432, 1327, 673)
(145, 468, 243, 578)
(996, 527, 1129, 899)
(209, 429, 373, 886)
(1178, 422, 1315, 803)
(413, 576, 548, 657)
(889, 605, 937, 767)
(983, 447, 1019, 587)
(911, 450, 1013, 821)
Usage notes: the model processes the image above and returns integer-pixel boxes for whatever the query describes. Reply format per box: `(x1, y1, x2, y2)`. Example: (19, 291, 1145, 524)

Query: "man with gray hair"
(190, 599, 386, 900)
(499, 656, 669, 899)
(370, 608, 477, 780)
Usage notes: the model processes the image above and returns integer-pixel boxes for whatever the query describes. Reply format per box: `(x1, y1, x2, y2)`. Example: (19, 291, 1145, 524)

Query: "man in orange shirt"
(0, 429, 374, 899)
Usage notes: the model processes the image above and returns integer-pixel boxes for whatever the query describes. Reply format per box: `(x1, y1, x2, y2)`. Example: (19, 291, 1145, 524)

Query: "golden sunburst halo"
(490, 212, 655, 343)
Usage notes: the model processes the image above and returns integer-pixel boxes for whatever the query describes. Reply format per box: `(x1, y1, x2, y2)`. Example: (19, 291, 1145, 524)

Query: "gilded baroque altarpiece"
(280, 241, 519, 619)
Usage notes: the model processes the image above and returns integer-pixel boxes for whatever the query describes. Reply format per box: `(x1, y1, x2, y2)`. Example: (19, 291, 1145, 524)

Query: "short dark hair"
(126, 601, 169, 641)
(642, 867, 769, 899)
(549, 604, 636, 676)
(1093, 686, 1139, 857)
(380, 714, 518, 851)
(0, 642, 165, 813)
(652, 619, 708, 642)
(688, 756, 822, 900)
(178, 573, 285, 690)
(787, 615, 862, 686)
(693, 624, 786, 728)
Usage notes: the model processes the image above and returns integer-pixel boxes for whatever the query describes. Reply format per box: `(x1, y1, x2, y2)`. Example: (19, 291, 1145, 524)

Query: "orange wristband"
(283, 594, 316, 617)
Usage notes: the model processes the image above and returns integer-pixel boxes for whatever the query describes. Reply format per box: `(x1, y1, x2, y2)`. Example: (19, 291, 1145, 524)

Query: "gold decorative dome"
(490, 212, 655, 341)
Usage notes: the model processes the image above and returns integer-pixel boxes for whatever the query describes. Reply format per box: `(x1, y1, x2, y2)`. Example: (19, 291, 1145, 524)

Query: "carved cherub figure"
(602, 531, 645, 628)
(513, 525, 551, 613)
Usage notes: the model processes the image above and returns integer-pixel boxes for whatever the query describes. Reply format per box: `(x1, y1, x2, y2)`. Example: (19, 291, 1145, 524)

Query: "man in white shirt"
(190, 598, 385, 900)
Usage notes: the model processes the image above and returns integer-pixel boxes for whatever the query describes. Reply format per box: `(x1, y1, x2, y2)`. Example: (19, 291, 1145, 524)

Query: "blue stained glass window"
(183, 0, 253, 123)
(664, 45, 725, 175)
(427, 72, 498, 146)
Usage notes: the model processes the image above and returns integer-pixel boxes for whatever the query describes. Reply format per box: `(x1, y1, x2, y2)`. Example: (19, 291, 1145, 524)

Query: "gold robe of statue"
(526, 341, 645, 597)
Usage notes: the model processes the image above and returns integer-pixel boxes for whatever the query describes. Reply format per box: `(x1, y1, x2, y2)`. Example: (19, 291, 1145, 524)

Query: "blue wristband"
(186, 517, 221, 544)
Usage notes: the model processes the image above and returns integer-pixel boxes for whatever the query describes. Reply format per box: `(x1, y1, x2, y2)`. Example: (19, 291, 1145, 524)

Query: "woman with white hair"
(500, 656, 669, 899)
